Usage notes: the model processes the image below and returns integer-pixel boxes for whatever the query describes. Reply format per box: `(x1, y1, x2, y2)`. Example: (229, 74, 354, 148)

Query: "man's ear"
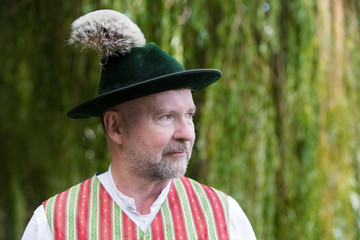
(103, 110, 123, 144)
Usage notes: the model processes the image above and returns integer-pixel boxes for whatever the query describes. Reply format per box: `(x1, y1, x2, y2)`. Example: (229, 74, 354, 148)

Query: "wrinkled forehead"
(118, 89, 195, 116)
(144, 89, 194, 105)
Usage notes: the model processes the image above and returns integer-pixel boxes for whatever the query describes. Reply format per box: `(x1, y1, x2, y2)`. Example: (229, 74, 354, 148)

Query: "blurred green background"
(1, 0, 360, 239)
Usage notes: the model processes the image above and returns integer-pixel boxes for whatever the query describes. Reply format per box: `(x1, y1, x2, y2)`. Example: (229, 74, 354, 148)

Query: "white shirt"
(22, 169, 256, 239)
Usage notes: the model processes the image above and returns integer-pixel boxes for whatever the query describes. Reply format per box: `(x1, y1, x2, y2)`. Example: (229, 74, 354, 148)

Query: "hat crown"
(98, 43, 184, 95)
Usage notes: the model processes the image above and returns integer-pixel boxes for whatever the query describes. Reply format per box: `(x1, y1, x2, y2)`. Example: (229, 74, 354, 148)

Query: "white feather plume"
(69, 10, 146, 59)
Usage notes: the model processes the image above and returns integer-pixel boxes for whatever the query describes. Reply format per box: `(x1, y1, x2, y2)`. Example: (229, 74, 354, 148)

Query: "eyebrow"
(189, 106, 197, 113)
(153, 105, 196, 116)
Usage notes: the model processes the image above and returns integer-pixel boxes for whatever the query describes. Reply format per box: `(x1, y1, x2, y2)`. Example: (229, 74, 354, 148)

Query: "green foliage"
(1, 0, 360, 239)
(196, 0, 360, 239)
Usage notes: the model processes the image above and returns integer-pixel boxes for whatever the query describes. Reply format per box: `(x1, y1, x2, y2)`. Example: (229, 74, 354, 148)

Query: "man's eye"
(186, 113, 194, 119)
(160, 115, 172, 120)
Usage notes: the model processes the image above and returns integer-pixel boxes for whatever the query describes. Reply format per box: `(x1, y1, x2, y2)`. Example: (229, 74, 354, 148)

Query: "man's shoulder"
(173, 176, 228, 199)
(43, 174, 98, 206)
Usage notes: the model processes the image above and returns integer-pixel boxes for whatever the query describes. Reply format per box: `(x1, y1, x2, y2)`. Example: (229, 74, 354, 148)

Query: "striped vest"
(43, 175, 230, 239)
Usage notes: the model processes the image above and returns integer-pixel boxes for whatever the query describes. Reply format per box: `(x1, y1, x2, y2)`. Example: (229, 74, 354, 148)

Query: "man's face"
(119, 89, 196, 181)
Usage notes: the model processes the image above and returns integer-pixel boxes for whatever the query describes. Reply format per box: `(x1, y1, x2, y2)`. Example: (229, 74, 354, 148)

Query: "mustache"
(162, 141, 191, 155)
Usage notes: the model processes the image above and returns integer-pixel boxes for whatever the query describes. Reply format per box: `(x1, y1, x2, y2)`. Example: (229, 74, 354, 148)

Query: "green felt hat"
(66, 10, 221, 119)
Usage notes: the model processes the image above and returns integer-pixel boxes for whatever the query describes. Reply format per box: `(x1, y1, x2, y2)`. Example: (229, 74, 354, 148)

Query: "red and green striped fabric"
(43, 175, 229, 239)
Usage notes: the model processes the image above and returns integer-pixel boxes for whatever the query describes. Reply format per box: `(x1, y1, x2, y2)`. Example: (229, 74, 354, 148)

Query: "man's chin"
(171, 160, 189, 177)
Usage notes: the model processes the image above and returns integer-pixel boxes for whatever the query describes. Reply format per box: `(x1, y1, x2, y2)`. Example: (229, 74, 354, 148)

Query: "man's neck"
(110, 162, 170, 215)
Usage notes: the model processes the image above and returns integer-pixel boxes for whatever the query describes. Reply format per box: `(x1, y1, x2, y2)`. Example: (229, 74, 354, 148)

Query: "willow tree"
(196, 0, 360, 239)
(0, 1, 108, 239)
(1, 0, 360, 239)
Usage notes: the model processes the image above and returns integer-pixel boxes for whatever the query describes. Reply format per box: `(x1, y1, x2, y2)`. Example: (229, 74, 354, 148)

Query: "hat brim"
(67, 69, 221, 119)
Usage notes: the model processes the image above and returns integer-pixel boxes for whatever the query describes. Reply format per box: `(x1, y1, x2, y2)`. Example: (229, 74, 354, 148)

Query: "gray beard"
(126, 141, 192, 181)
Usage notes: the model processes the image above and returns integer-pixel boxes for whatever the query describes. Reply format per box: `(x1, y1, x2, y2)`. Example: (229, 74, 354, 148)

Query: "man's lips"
(165, 151, 187, 157)
(162, 142, 190, 157)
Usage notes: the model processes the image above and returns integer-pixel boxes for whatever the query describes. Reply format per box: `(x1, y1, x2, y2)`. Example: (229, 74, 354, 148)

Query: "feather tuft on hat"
(69, 10, 146, 59)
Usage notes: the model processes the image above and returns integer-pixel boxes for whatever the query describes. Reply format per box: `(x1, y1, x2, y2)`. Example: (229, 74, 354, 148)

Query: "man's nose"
(173, 117, 195, 142)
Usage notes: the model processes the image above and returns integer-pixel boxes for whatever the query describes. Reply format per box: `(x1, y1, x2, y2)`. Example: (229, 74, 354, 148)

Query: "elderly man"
(22, 10, 256, 239)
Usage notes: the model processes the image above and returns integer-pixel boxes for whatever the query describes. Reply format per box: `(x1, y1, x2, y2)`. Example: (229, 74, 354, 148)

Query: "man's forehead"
(147, 89, 193, 101)
(118, 89, 195, 112)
